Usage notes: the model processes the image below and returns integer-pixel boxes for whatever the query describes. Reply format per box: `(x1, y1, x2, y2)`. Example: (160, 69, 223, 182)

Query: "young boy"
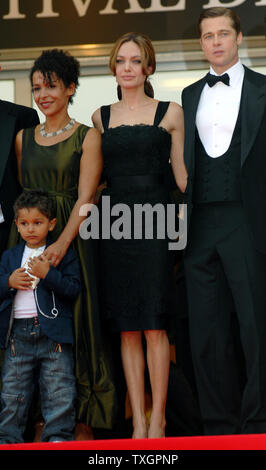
(0, 189, 81, 443)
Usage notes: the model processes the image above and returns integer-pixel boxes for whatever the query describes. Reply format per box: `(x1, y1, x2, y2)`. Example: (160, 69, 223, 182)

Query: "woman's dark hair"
(109, 32, 156, 100)
(14, 189, 56, 220)
(30, 49, 80, 104)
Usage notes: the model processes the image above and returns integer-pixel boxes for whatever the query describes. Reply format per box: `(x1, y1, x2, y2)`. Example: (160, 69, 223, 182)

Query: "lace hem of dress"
(103, 123, 171, 137)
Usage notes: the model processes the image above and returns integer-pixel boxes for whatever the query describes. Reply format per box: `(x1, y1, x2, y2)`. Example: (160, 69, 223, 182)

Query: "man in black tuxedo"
(0, 89, 39, 256)
(182, 7, 266, 435)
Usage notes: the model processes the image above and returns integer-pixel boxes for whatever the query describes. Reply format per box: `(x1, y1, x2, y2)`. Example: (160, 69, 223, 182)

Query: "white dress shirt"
(196, 60, 244, 158)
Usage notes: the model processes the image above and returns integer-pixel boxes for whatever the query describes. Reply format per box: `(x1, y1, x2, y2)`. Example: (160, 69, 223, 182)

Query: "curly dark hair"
(14, 189, 56, 220)
(30, 49, 80, 104)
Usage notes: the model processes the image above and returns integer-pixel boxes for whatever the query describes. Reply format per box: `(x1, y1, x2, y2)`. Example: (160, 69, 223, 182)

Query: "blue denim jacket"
(0, 240, 81, 347)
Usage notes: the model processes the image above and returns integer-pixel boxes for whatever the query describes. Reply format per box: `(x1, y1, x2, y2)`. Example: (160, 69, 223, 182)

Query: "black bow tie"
(206, 72, 230, 87)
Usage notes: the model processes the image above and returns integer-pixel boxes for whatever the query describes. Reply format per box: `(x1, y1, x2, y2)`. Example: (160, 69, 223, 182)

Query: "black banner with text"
(0, 0, 265, 50)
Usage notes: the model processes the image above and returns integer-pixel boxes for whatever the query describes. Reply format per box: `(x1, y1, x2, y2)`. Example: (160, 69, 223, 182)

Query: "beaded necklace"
(40, 118, 75, 138)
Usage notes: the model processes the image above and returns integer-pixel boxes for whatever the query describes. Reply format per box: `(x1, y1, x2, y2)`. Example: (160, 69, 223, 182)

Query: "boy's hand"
(8, 268, 32, 290)
(28, 254, 50, 279)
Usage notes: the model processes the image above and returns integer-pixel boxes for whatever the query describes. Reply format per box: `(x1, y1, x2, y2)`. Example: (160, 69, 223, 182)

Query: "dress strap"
(153, 101, 170, 127)
(100, 105, 111, 131)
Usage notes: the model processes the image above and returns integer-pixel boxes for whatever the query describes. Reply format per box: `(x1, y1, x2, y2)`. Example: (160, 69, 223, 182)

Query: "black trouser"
(184, 202, 266, 435)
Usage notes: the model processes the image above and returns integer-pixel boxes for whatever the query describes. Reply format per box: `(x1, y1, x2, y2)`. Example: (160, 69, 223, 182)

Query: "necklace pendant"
(40, 118, 75, 138)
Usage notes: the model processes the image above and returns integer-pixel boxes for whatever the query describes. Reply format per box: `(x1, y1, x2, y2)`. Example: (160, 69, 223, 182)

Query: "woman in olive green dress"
(13, 49, 116, 437)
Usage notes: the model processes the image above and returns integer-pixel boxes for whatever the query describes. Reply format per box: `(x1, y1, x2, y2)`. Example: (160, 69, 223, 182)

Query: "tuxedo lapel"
(183, 77, 206, 175)
(0, 104, 17, 185)
(240, 67, 266, 167)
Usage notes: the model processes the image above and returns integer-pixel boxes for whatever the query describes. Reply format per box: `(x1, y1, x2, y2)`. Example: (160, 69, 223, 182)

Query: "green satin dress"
(12, 124, 117, 429)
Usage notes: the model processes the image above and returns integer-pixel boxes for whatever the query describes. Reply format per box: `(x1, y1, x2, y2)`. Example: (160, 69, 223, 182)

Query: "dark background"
(0, 0, 264, 50)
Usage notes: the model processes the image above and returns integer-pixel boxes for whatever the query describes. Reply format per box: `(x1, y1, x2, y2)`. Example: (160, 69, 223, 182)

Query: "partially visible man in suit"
(182, 7, 266, 435)
(0, 70, 39, 256)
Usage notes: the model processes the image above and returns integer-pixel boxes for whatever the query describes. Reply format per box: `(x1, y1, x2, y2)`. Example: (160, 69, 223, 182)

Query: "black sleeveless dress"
(99, 101, 176, 332)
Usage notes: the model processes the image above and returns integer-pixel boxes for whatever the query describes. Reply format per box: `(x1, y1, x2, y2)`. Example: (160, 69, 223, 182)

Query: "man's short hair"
(198, 7, 241, 36)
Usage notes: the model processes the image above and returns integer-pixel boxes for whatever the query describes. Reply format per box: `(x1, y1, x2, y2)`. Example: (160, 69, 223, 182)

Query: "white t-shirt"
(13, 245, 45, 319)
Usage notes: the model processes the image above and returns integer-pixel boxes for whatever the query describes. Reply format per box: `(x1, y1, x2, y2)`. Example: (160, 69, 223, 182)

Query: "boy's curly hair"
(14, 189, 56, 220)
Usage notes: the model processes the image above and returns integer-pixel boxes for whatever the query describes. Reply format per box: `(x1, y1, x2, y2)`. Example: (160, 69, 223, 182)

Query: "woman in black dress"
(92, 33, 187, 439)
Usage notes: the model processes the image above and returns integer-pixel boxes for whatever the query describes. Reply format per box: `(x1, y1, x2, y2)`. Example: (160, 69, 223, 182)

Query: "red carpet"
(0, 434, 266, 450)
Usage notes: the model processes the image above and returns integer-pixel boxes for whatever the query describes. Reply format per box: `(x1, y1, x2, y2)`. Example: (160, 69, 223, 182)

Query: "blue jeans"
(0, 318, 76, 443)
